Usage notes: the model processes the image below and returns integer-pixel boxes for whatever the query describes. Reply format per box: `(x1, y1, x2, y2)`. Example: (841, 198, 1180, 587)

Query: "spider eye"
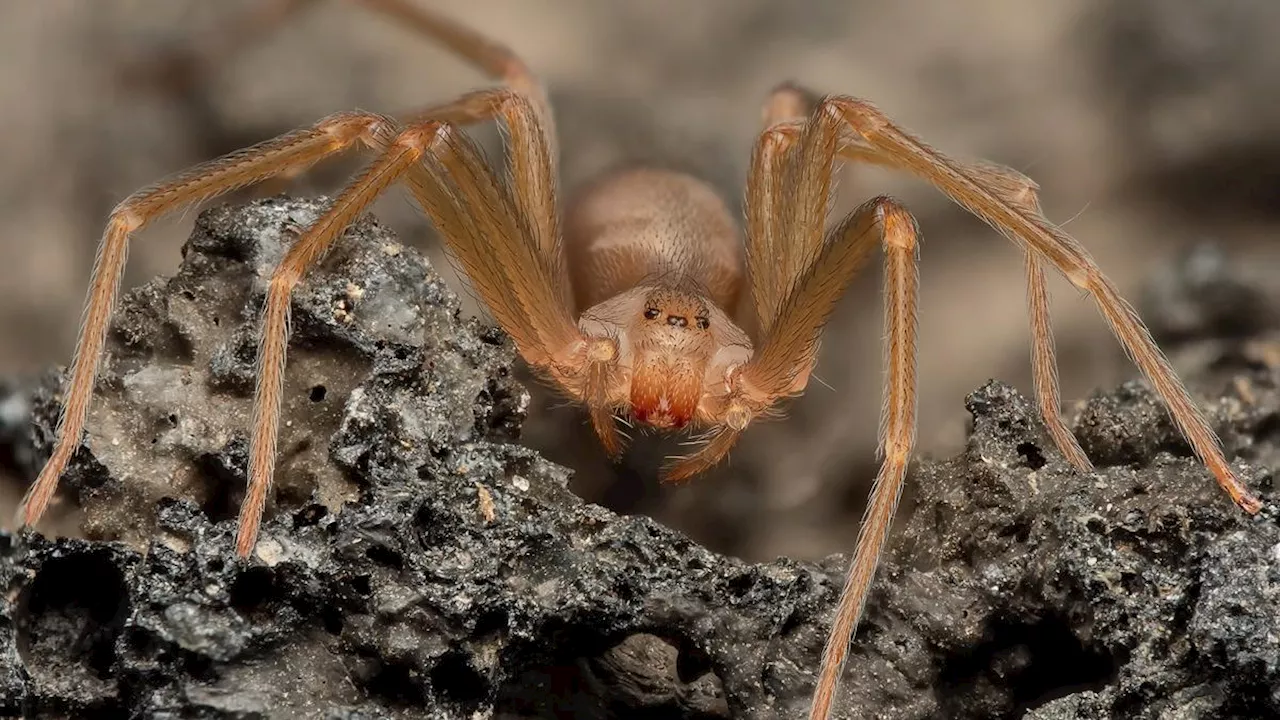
(695, 316, 710, 330)
(644, 307, 660, 320)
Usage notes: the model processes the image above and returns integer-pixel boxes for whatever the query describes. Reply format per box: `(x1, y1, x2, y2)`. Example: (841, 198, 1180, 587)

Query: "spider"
(16, 1, 1264, 717)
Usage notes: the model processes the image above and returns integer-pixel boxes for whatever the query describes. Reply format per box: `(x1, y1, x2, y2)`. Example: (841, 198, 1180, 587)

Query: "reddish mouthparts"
(630, 357, 700, 429)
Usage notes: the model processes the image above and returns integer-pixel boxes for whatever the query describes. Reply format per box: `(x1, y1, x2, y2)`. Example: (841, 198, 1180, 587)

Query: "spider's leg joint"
(869, 196, 917, 250)
(586, 336, 618, 363)
(321, 111, 388, 147)
(725, 401, 753, 432)
(827, 96, 886, 135)
(1061, 265, 1096, 292)
(109, 205, 145, 234)
(395, 123, 446, 154)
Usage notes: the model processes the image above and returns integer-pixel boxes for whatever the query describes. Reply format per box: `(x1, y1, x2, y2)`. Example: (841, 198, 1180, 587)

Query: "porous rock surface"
(1, 197, 1278, 719)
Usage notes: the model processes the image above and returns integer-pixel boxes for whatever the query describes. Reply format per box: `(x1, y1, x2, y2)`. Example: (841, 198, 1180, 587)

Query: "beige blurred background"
(2, 0, 1279, 564)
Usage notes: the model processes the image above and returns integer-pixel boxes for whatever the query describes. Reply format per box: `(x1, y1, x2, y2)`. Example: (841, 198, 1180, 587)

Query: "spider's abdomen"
(563, 168, 744, 315)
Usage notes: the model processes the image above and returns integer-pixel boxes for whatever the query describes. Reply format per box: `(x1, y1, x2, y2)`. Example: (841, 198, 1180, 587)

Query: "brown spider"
(17, 1, 1263, 717)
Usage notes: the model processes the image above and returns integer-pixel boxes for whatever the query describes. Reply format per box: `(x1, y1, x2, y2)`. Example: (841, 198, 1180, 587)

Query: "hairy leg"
(19, 111, 393, 529)
(344, 1, 569, 310)
(241, 89, 598, 554)
(120, 0, 562, 254)
(691, 100, 926, 718)
(942, 159, 1093, 471)
(1026, 253, 1094, 471)
(774, 94, 1263, 719)
(240, 118, 446, 555)
(769, 83, 1105, 470)
(745, 84, 818, 382)
(697, 87, 1258, 717)
(815, 95, 1258, 513)
(122, 0, 556, 164)
(662, 86, 811, 481)
(810, 198, 919, 720)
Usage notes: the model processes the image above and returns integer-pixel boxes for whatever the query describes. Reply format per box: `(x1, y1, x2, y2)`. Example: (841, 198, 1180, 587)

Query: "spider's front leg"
(669, 185, 922, 720)
(239, 119, 455, 556)
(669, 137, 923, 717)
(238, 87, 588, 556)
(18, 111, 395, 534)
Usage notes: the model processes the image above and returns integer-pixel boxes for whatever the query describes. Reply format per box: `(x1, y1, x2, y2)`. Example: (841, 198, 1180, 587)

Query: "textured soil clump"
(0, 197, 1277, 718)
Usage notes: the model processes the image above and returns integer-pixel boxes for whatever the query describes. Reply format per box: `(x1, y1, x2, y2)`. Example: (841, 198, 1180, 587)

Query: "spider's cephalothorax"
(565, 166, 754, 431)
(18, 3, 1263, 719)
(578, 284, 752, 430)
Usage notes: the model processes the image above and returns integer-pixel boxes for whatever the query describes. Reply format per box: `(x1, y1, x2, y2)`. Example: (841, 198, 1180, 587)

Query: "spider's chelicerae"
(18, 1, 1264, 717)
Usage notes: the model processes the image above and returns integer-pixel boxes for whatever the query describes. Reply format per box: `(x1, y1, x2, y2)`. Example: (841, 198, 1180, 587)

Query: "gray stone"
(2, 197, 1277, 718)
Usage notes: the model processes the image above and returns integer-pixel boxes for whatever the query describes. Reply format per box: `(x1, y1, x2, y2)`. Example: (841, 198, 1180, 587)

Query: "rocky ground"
(0, 198, 1276, 718)
(8, 0, 1280, 575)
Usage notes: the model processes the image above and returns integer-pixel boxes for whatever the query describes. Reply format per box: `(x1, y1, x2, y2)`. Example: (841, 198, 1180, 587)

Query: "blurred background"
(1, 0, 1279, 565)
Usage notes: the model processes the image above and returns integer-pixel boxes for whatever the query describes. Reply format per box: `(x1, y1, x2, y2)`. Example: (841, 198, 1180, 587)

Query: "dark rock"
(1, 197, 1277, 718)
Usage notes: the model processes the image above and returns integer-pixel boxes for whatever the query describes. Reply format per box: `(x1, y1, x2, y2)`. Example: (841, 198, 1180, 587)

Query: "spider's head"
(577, 285, 753, 432)
(628, 288, 716, 429)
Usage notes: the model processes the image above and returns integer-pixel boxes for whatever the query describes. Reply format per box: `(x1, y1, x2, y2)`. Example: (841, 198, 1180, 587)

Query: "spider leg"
(758, 91, 1084, 467)
(241, 105, 594, 556)
(350, 2, 591, 419)
(664, 193, 896, 481)
(353, 0, 564, 255)
(813, 96, 1259, 513)
(810, 199, 919, 720)
(241, 120, 443, 556)
(661, 87, 810, 481)
(758, 94, 1261, 718)
(352, 0, 553, 121)
(666, 84, 859, 480)
(1026, 250, 1094, 471)
(926, 158, 1093, 470)
(746, 86, 812, 340)
(121, 0, 552, 127)
(407, 88, 565, 267)
(18, 112, 394, 534)
(403, 91, 621, 450)
(271, 1, 577, 310)
(727, 90, 1259, 718)
(123, 0, 572, 327)
(121, 1, 562, 256)
(921, 158, 1094, 471)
